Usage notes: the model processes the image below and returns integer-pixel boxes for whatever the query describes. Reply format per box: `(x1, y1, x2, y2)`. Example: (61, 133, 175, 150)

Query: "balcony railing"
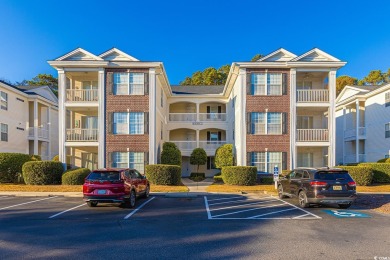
(344, 154, 366, 163)
(296, 90, 329, 103)
(66, 89, 98, 102)
(169, 113, 197, 122)
(199, 141, 226, 150)
(199, 113, 226, 121)
(344, 127, 366, 140)
(66, 129, 98, 141)
(296, 129, 329, 142)
(172, 141, 197, 150)
(28, 127, 49, 139)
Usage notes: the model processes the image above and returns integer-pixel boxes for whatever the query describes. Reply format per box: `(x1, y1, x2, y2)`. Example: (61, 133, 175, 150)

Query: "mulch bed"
(352, 194, 390, 214)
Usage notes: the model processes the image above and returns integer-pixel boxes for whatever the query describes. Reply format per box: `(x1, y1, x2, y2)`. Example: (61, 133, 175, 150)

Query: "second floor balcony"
(66, 89, 98, 102)
(296, 129, 329, 142)
(28, 126, 49, 140)
(344, 127, 366, 141)
(66, 128, 98, 142)
(296, 89, 329, 103)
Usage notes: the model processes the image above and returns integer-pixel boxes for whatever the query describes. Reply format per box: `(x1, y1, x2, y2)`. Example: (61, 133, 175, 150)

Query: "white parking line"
(210, 199, 279, 212)
(204, 196, 212, 219)
(0, 196, 58, 211)
(212, 203, 287, 218)
(271, 195, 322, 219)
(209, 197, 273, 206)
(248, 208, 296, 219)
(207, 196, 247, 202)
(124, 197, 155, 219)
(49, 203, 86, 219)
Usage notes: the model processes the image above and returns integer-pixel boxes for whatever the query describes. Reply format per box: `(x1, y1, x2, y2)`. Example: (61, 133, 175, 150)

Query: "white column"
(58, 70, 67, 163)
(33, 100, 38, 155)
(47, 107, 51, 159)
(342, 106, 346, 164)
(290, 69, 297, 169)
(355, 100, 360, 163)
(196, 103, 200, 121)
(238, 68, 246, 166)
(98, 69, 105, 168)
(328, 69, 336, 167)
(149, 68, 157, 164)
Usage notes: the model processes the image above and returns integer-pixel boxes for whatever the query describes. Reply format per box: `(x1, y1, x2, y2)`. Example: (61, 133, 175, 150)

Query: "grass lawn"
(356, 184, 390, 193)
(0, 183, 189, 193)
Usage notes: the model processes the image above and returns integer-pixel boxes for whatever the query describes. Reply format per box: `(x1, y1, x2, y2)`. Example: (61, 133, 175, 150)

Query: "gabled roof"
(257, 48, 297, 62)
(171, 85, 224, 95)
(336, 84, 386, 104)
(99, 48, 139, 61)
(290, 48, 341, 62)
(55, 48, 104, 61)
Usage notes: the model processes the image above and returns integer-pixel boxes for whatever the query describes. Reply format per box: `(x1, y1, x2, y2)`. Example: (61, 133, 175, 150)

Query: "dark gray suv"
(277, 167, 357, 208)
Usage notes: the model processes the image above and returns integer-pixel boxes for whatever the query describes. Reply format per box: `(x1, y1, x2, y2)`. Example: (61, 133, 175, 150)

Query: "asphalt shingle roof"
(171, 85, 224, 95)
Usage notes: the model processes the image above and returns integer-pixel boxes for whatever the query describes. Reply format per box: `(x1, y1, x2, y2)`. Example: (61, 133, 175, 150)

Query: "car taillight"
(348, 181, 356, 187)
(310, 181, 327, 187)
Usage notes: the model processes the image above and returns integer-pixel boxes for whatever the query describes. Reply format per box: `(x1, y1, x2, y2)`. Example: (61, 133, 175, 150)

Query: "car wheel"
(339, 203, 351, 209)
(87, 201, 98, 207)
(142, 185, 150, 198)
(298, 191, 309, 208)
(278, 184, 286, 199)
(129, 190, 136, 208)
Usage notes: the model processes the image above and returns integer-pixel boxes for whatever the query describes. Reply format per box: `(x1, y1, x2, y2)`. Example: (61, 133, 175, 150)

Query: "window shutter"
(144, 152, 149, 166)
(207, 131, 210, 141)
(247, 152, 252, 166)
(144, 73, 149, 95)
(282, 73, 287, 95)
(108, 112, 113, 134)
(207, 106, 210, 113)
(282, 112, 287, 134)
(246, 73, 252, 95)
(282, 152, 287, 170)
(246, 112, 252, 134)
(218, 106, 222, 113)
(144, 112, 149, 134)
(207, 157, 211, 170)
(108, 152, 113, 168)
(107, 72, 114, 95)
(218, 131, 222, 141)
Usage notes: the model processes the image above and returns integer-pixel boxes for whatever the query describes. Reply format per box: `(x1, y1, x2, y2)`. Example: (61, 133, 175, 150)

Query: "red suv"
(83, 168, 150, 208)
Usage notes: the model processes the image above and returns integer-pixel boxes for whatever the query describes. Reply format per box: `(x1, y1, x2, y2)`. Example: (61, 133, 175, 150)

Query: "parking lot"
(0, 194, 389, 259)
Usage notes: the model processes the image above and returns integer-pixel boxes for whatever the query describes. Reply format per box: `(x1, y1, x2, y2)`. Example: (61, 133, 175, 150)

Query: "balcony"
(199, 141, 226, 150)
(344, 154, 366, 163)
(199, 113, 226, 122)
(296, 129, 329, 142)
(169, 113, 197, 122)
(344, 127, 366, 140)
(66, 89, 98, 102)
(169, 113, 226, 122)
(172, 141, 197, 150)
(66, 129, 98, 142)
(28, 127, 49, 140)
(296, 90, 329, 103)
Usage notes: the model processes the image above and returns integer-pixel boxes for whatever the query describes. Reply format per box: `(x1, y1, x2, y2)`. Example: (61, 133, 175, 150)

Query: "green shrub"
(377, 158, 390, 163)
(145, 164, 181, 185)
(215, 144, 234, 169)
(52, 155, 59, 161)
(358, 163, 390, 183)
(213, 172, 223, 182)
(281, 170, 291, 176)
(337, 166, 373, 186)
(190, 172, 205, 179)
(161, 142, 182, 166)
(222, 166, 257, 186)
(0, 153, 35, 183)
(22, 161, 64, 185)
(62, 168, 91, 185)
(260, 177, 274, 185)
(190, 148, 207, 172)
(30, 155, 42, 161)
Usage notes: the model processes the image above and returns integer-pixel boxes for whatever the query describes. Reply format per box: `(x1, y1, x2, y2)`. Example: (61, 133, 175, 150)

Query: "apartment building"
(336, 83, 390, 164)
(49, 47, 345, 175)
(0, 80, 59, 160)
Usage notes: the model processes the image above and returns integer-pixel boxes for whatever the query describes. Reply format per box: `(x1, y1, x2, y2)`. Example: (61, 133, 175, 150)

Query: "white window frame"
(113, 112, 144, 135)
(251, 73, 282, 96)
(252, 112, 282, 135)
(252, 152, 282, 174)
(1, 123, 8, 142)
(1, 91, 8, 110)
(112, 152, 145, 174)
(113, 73, 144, 95)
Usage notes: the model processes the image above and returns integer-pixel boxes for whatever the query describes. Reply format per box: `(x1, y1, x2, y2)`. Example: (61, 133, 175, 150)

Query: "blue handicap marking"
(323, 209, 371, 218)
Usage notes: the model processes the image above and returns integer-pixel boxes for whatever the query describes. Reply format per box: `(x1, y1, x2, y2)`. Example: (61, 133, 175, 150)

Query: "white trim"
(99, 48, 139, 61)
(98, 69, 105, 168)
(290, 48, 341, 62)
(55, 48, 103, 61)
(258, 48, 297, 62)
(149, 68, 157, 164)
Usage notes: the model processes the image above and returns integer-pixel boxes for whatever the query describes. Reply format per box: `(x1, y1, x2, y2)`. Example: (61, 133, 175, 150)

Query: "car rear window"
(87, 171, 120, 181)
(314, 171, 353, 181)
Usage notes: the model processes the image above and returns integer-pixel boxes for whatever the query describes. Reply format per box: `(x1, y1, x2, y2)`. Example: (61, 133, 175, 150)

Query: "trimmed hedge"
(260, 177, 274, 185)
(62, 168, 91, 185)
(222, 166, 257, 186)
(213, 172, 223, 182)
(337, 166, 373, 186)
(31, 155, 42, 161)
(377, 158, 390, 163)
(52, 155, 59, 161)
(22, 161, 64, 185)
(161, 142, 182, 166)
(359, 163, 390, 183)
(145, 164, 181, 185)
(215, 144, 234, 169)
(190, 172, 205, 179)
(0, 153, 35, 183)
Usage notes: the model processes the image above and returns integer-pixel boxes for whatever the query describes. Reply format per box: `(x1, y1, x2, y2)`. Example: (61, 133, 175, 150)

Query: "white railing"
(199, 141, 226, 150)
(296, 90, 329, 102)
(172, 141, 197, 150)
(66, 129, 98, 141)
(344, 154, 366, 163)
(296, 129, 329, 142)
(66, 89, 98, 102)
(169, 113, 197, 122)
(199, 113, 226, 121)
(28, 127, 49, 139)
(344, 127, 366, 139)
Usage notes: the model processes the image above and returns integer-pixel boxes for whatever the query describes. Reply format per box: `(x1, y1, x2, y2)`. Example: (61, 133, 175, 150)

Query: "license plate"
(333, 185, 342, 191)
(97, 189, 107, 195)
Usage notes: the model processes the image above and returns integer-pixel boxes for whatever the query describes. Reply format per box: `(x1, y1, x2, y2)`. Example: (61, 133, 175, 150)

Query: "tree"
(27, 74, 58, 89)
(336, 75, 357, 96)
(363, 70, 384, 85)
(161, 142, 182, 166)
(203, 67, 219, 85)
(190, 148, 207, 173)
(251, 54, 263, 62)
(214, 144, 234, 169)
(191, 71, 204, 85)
(179, 64, 231, 86)
(181, 77, 192, 86)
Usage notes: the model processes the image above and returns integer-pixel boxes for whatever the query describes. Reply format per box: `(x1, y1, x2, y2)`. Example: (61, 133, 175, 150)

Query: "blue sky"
(0, 0, 389, 85)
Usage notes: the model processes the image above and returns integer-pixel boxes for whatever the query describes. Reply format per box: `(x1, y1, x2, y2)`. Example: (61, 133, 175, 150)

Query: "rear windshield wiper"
(336, 178, 346, 181)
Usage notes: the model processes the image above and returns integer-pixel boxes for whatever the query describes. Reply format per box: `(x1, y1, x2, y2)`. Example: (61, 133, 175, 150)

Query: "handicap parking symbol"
(323, 209, 371, 218)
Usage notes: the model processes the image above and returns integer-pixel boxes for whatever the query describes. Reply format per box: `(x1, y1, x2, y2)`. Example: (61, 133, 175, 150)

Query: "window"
(207, 157, 216, 170)
(113, 112, 144, 134)
(251, 73, 283, 95)
(113, 73, 144, 95)
(385, 92, 390, 107)
(1, 91, 8, 110)
(251, 152, 283, 174)
(1, 123, 8, 142)
(386, 123, 390, 138)
(297, 81, 312, 90)
(251, 112, 282, 135)
(112, 152, 145, 174)
(297, 116, 313, 129)
(297, 153, 313, 167)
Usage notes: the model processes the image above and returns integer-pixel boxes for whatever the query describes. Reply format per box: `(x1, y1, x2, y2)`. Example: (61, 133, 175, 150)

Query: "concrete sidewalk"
(181, 177, 214, 192)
